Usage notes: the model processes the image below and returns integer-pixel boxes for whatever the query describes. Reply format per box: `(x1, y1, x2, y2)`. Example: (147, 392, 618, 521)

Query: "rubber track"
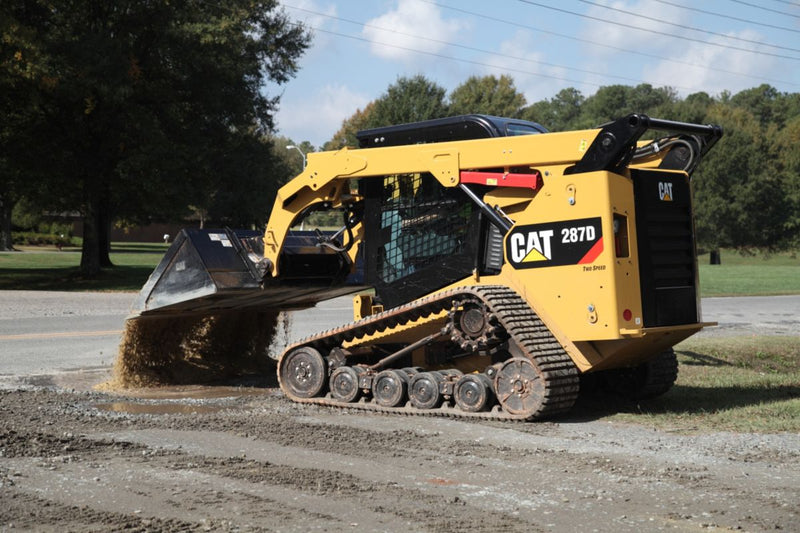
(278, 285, 580, 421)
(636, 348, 679, 399)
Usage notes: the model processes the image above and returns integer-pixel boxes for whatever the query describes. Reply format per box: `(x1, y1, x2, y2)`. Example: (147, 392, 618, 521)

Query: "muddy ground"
(1, 366, 798, 533)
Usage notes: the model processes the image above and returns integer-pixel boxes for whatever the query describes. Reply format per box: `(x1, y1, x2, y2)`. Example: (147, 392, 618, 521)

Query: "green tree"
(576, 84, 677, 128)
(367, 75, 447, 128)
(775, 114, 800, 247)
(325, 78, 800, 259)
(729, 84, 793, 129)
(0, 4, 52, 250)
(693, 105, 793, 255)
(521, 87, 585, 131)
(670, 92, 714, 124)
(323, 103, 376, 150)
(448, 75, 526, 117)
(2, 0, 310, 274)
(324, 76, 446, 149)
(273, 137, 315, 177)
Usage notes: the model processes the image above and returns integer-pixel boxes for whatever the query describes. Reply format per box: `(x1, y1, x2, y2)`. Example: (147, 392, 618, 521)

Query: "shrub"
(12, 231, 74, 247)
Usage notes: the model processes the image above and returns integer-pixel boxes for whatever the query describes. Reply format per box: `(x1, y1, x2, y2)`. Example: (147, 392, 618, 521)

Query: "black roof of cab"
(356, 114, 548, 148)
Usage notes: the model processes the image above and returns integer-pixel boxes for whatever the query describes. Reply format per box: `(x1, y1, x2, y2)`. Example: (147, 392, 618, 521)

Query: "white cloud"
(361, 0, 468, 63)
(642, 29, 779, 96)
(581, 0, 688, 57)
(481, 30, 581, 104)
(280, 0, 338, 54)
(276, 84, 370, 147)
(281, 0, 336, 29)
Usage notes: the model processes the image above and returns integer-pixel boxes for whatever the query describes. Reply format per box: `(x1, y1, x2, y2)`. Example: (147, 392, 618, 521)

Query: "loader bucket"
(131, 228, 266, 317)
(115, 227, 366, 388)
(131, 227, 366, 318)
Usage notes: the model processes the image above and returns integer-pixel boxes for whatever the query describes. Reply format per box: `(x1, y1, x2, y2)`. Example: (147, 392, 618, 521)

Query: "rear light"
(623, 309, 633, 321)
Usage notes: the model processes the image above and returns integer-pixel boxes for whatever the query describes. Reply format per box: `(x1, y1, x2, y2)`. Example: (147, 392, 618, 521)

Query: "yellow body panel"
(262, 121, 710, 374)
(264, 128, 605, 275)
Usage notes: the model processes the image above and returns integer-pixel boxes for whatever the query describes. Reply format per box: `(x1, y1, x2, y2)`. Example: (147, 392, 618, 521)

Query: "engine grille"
(632, 169, 699, 327)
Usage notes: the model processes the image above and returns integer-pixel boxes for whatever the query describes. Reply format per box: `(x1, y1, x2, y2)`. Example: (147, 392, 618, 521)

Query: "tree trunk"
(80, 185, 114, 276)
(98, 195, 113, 267)
(0, 193, 15, 251)
(80, 203, 101, 277)
(709, 249, 721, 265)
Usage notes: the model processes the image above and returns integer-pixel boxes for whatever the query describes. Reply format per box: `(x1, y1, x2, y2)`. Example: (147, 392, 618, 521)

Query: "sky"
(271, 0, 800, 147)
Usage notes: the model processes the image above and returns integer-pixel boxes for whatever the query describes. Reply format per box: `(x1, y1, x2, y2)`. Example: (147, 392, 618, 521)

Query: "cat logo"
(658, 181, 674, 202)
(507, 218, 603, 270)
(509, 229, 553, 263)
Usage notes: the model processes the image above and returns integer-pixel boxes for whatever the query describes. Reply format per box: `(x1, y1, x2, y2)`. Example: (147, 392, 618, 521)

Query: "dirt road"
(1, 372, 798, 532)
(1, 291, 799, 532)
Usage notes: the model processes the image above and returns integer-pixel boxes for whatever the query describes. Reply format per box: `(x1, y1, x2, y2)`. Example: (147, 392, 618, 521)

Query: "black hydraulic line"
(459, 183, 513, 234)
(367, 330, 447, 371)
(642, 116, 723, 138)
(567, 114, 723, 176)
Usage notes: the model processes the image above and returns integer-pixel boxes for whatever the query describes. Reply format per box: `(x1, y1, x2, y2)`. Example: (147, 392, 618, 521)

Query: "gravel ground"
(1, 373, 798, 532)
(1, 292, 799, 532)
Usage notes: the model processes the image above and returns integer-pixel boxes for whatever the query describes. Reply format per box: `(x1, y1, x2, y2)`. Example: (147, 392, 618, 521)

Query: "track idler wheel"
(279, 346, 328, 399)
(330, 366, 364, 403)
(409, 371, 445, 409)
(454, 374, 494, 412)
(494, 357, 545, 417)
(372, 369, 409, 407)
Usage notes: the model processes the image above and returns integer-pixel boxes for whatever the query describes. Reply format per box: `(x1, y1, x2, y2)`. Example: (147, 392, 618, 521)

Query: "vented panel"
(632, 169, 698, 327)
(483, 222, 504, 273)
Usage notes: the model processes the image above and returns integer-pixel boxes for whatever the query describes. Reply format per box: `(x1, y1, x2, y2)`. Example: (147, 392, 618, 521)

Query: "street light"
(286, 145, 307, 170)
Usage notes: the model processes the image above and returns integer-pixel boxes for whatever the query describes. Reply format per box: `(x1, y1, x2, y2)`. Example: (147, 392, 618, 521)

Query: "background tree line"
(324, 75, 800, 257)
(2, 0, 797, 276)
(1, 0, 310, 274)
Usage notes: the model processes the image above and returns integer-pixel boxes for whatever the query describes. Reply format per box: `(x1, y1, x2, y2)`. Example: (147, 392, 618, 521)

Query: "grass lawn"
(0, 242, 169, 291)
(698, 249, 800, 296)
(573, 335, 800, 433)
(4, 244, 798, 295)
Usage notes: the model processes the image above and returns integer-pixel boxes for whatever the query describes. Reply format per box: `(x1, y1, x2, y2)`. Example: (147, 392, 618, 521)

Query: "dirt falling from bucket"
(106, 310, 280, 389)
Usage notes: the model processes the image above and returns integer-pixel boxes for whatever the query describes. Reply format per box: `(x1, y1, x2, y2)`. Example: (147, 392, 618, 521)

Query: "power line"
(728, 0, 800, 18)
(649, 0, 800, 34)
(296, 24, 603, 90)
(518, 0, 800, 61)
(579, 0, 800, 46)
(772, 0, 800, 7)
(421, 0, 799, 88)
(284, 4, 657, 88)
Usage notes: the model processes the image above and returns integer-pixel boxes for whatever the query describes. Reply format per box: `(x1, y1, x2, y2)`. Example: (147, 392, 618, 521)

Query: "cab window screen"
(506, 123, 544, 136)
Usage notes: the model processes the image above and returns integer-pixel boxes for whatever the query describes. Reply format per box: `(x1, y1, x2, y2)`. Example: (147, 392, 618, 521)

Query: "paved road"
(699, 294, 800, 337)
(0, 290, 353, 382)
(1, 290, 798, 381)
(0, 291, 134, 377)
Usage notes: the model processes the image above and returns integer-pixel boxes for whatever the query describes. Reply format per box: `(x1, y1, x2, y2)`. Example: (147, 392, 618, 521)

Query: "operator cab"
(357, 115, 548, 308)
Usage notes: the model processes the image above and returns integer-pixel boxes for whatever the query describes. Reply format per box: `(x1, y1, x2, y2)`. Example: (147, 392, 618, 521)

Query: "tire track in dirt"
(2, 386, 799, 532)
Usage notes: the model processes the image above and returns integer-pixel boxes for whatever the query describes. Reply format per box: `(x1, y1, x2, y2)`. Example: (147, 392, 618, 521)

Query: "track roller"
(279, 346, 328, 399)
(372, 369, 409, 407)
(409, 371, 445, 409)
(330, 366, 364, 403)
(454, 374, 495, 412)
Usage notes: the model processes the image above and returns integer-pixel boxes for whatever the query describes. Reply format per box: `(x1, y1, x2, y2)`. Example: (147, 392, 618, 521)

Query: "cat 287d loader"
(128, 113, 722, 421)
